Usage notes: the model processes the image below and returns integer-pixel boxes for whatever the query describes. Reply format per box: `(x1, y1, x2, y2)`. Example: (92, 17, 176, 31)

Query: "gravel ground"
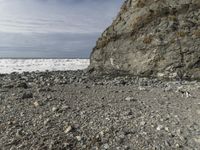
(0, 71, 200, 149)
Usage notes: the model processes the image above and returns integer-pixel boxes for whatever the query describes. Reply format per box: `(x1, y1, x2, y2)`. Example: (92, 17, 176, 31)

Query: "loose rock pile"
(0, 71, 200, 149)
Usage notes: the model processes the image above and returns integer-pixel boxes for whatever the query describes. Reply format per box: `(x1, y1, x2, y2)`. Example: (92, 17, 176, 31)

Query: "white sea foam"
(0, 59, 89, 74)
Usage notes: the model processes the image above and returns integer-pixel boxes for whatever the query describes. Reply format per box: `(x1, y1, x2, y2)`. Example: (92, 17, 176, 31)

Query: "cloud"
(0, 0, 124, 58)
(0, 0, 123, 33)
(0, 32, 99, 58)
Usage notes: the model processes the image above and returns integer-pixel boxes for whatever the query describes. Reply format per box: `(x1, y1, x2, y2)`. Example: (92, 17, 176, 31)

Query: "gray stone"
(125, 96, 136, 102)
(103, 143, 110, 150)
(156, 125, 164, 131)
(89, 0, 200, 79)
(16, 82, 28, 89)
(3, 84, 14, 89)
(64, 125, 72, 134)
(21, 91, 33, 99)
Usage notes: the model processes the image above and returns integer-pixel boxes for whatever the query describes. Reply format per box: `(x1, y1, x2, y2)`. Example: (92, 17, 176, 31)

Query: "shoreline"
(1, 69, 198, 82)
(0, 59, 89, 74)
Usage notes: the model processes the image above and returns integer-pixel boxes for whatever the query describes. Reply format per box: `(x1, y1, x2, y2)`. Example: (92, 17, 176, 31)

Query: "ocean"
(0, 59, 89, 74)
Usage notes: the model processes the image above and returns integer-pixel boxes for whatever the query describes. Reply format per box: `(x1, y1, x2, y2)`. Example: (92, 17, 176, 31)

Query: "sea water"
(0, 59, 89, 74)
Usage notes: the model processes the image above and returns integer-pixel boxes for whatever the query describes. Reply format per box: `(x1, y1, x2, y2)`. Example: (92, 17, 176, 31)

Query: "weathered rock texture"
(90, 0, 200, 79)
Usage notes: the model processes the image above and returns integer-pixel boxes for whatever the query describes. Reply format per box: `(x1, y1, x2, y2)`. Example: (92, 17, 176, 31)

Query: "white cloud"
(0, 0, 123, 34)
(0, 0, 123, 58)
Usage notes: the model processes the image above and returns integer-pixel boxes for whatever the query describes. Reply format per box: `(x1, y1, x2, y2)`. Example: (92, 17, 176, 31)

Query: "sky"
(0, 0, 123, 58)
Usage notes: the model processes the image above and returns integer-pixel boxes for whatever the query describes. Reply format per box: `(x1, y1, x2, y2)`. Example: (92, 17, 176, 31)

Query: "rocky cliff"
(90, 0, 200, 79)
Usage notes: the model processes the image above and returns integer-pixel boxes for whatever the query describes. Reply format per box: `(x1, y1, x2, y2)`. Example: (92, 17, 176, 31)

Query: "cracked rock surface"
(0, 71, 200, 149)
(90, 0, 200, 79)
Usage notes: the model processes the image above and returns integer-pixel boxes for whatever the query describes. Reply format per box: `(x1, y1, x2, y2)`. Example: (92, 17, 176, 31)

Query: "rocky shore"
(0, 70, 200, 149)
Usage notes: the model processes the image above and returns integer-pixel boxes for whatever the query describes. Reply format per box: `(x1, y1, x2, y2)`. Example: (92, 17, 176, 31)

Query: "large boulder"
(89, 0, 200, 79)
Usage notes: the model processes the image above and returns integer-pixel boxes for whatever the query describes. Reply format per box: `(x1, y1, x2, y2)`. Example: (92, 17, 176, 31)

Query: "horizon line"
(0, 57, 89, 59)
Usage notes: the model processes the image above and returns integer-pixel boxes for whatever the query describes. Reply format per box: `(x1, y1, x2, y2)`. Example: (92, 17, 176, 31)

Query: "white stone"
(156, 125, 163, 131)
(64, 126, 72, 133)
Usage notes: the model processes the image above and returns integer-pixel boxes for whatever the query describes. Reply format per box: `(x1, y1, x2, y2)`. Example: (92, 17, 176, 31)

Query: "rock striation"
(90, 0, 200, 79)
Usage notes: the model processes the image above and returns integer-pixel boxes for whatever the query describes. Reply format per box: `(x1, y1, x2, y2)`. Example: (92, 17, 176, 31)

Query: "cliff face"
(90, 0, 200, 79)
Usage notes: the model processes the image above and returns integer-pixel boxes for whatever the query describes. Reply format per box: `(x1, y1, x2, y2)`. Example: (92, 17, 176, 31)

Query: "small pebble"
(33, 101, 39, 107)
(76, 136, 82, 141)
(52, 106, 58, 112)
(156, 125, 163, 131)
(125, 96, 136, 101)
(64, 126, 72, 133)
(103, 143, 109, 149)
(140, 121, 146, 126)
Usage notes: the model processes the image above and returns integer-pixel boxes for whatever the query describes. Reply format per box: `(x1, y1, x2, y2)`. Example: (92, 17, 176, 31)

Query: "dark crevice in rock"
(192, 59, 200, 68)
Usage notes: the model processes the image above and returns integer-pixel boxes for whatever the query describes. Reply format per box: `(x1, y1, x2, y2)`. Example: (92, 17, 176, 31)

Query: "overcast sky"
(0, 0, 123, 58)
